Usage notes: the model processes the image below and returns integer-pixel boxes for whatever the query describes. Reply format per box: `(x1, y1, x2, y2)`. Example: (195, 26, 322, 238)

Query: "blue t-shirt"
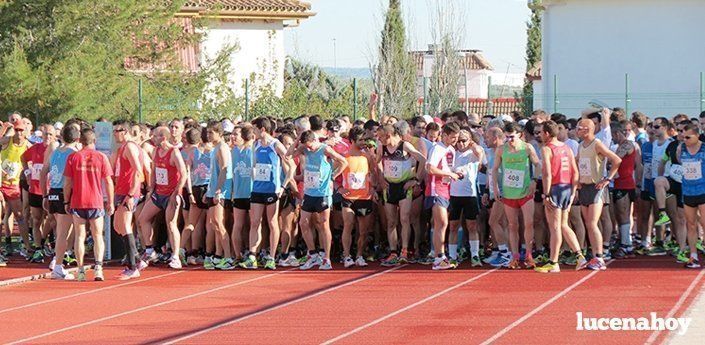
(232, 144, 253, 199)
(680, 143, 705, 197)
(206, 143, 233, 199)
(252, 139, 282, 194)
(49, 147, 76, 189)
(303, 144, 332, 197)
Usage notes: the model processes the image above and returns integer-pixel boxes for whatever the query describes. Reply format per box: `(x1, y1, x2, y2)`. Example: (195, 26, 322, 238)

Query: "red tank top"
(154, 147, 180, 195)
(114, 142, 142, 195)
(614, 149, 636, 189)
(547, 142, 573, 185)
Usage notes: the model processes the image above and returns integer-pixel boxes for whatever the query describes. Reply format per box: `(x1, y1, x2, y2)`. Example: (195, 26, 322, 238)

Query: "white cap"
(54, 121, 64, 130)
(422, 115, 433, 125)
(500, 114, 514, 123)
(518, 119, 528, 127)
(222, 119, 235, 133)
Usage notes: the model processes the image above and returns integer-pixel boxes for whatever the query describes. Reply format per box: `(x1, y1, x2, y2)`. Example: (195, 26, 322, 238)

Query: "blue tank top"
(232, 144, 253, 199)
(680, 143, 705, 197)
(252, 139, 282, 194)
(303, 144, 332, 197)
(191, 147, 212, 187)
(206, 143, 233, 199)
(49, 147, 75, 189)
(641, 141, 654, 193)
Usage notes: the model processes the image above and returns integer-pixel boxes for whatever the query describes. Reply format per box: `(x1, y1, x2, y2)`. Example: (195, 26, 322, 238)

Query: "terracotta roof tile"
(183, 0, 311, 13)
(410, 50, 493, 72)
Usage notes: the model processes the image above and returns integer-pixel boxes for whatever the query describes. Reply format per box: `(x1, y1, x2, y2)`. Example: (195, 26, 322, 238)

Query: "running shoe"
(355, 256, 368, 267)
(43, 242, 54, 257)
(489, 253, 511, 268)
(299, 255, 321, 270)
(203, 256, 215, 270)
(697, 240, 705, 255)
(563, 252, 577, 266)
(586, 258, 602, 271)
(19, 248, 30, 260)
(216, 258, 235, 270)
(142, 250, 158, 263)
(646, 246, 667, 256)
(195, 255, 205, 264)
(597, 257, 607, 271)
(168, 256, 182, 269)
(381, 253, 400, 267)
(676, 250, 690, 264)
(77, 269, 86, 282)
(634, 245, 648, 256)
(419, 253, 435, 265)
(602, 250, 612, 261)
(186, 255, 197, 266)
(158, 252, 170, 264)
(0, 256, 6, 267)
(319, 259, 332, 270)
(94, 265, 104, 281)
(664, 240, 678, 253)
(432, 257, 452, 270)
(685, 258, 701, 269)
(343, 256, 355, 268)
(298, 255, 310, 266)
(508, 258, 521, 270)
(458, 247, 469, 262)
(449, 259, 459, 269)
(654, 212, 671, 226)
(575, 255, 588, 271)
(470, 255, 482, 267)
(524, 257, 537, 269)
(179, 248, 187, 266)
(534, 262, 560, 273)
(483, 251, 499, 264)
(51, 265, 74, 280)
(239, 254, 258, 269)
(279, 254, 300, 267)
(136, 260, 149, 271)
(48, 256, 56, 271)
(534, 251, 549, 264)
(30, 249, 44, 263)
(264, 257, 276, 270)
(63, 253, 77, 266)
(398, 254, 409, 264)
(614, 247, 629, 259)
(117, 267, 140, 280)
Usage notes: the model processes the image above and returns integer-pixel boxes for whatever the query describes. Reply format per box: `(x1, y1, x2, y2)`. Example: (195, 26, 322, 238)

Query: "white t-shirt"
(651, 138, 672, 179)
(451, 149, 480, 197)
(426, 142, 455, 198)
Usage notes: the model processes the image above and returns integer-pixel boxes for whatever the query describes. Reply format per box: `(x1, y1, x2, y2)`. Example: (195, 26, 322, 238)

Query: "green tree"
(522, 2, 543, 114)
(0, 0, 226, 123)
(372, 0, 416, 118)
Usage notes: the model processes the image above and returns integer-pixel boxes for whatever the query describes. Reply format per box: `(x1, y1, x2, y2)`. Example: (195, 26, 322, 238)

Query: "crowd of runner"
(1, 106, 705, 281)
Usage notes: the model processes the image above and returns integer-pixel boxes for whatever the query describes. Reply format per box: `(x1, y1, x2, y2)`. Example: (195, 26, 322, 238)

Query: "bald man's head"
(577, 119, 595, 140)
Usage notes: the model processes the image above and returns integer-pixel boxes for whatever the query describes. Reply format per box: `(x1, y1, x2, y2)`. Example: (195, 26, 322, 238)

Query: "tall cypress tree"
(523, 3, 542, 113)
(374, 0, 416, 117)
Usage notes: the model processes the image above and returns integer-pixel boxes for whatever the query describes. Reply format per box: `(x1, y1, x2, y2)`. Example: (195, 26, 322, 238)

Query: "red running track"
(0, 256, 702, 344)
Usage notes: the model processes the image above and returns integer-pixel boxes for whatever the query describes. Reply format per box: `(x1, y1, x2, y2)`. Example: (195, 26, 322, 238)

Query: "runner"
(203, 121, 234, 270)
(677, 124, 705, 268)
(293, 130, 347, 270)
(241, 117, 294, 270)
(181, 127, 211, 265)
(610, 120, 641, 259)
(534, 121, 587, 273)
(111, 120, 147, 279)
(425, 122, 461, 270)
(492, 122, 541, 269)
(231, 125, 254, 265)
(340, 126, 376, 268)
(1, 119, 31, 259)
(63, 128, 114, 281)
(635, 122, 656, 254)
(137, 126, 187, 269)
(276, 129, 300, 267)
(576, 119, 622, 271)
(483, 125, 511, 267)
(22, 124, 57, 263)
(377, 124, 426, 266)
(449, 129, 484, 267)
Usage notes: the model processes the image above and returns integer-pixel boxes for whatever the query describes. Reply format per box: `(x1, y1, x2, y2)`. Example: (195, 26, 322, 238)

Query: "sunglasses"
(653, 125, 661, 130)
(533, 131, 541, 135)
(113, 128, 126, 133)
(685, 135, 695, 140)
(471, 125, 482, 129)
(457, 139, 468, 144)
(577, 126, 588, 131)
(506, 135, 517, 141)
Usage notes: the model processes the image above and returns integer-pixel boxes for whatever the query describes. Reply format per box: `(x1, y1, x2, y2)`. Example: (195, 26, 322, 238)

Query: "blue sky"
(285, 0, 531, 73)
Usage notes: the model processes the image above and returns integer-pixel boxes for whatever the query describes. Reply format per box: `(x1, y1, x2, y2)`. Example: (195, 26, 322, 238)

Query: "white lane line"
(479, 260, 614, 345)
(0, 270, 185, 314)
(164, 265, 408, 344)
(6, 269, 297, 345)
(644, 269, 705, 345)
(320, 268, 499, 344)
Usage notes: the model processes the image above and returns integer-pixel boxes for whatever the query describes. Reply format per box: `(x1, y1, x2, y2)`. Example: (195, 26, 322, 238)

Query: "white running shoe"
(355, 256, 368, 267)
(94, 265, 104, 281)
(299, 254, 320, 270)
(117, 268, 141, 280)
(51, 265, 74, 280)
(343, 256, 355, 268)
(283, 255, 299, 267)
(48, 257, 56, 271)
(136, 260, 149, 271)
(186, 255, 197, 266)
(318, 259, 332, 270)
(142, 251, 158, 263)
(168, 256, 183, 269)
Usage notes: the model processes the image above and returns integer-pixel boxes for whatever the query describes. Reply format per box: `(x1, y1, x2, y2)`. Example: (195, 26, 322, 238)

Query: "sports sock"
(619, 223, 631, 247)
(469, 240, 480, 257)
(448, 244, 458, 260)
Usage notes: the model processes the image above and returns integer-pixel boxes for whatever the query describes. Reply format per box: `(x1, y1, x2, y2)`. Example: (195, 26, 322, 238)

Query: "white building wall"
(200, 20, 285, 98)
(541, 0, 705, 117)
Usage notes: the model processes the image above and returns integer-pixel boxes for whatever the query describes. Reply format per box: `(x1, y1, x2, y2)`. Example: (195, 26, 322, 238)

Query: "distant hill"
(322, 67, 372, 80)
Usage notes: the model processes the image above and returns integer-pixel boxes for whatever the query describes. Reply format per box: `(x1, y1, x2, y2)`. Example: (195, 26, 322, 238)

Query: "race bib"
(670, 164, 684, 182)
(31, 163, 42, 181)
(502, 168, 525, 189)
(304, 171, 321, 189)
(383, 160, 403, 180)
(683, 161, 701, 181)
(643, 163, 653, 180)
(347, 172, 366, 190)
(579, 158, 591, 177)
(155, 167, 168, 186)
(253, 163, 272, 182)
